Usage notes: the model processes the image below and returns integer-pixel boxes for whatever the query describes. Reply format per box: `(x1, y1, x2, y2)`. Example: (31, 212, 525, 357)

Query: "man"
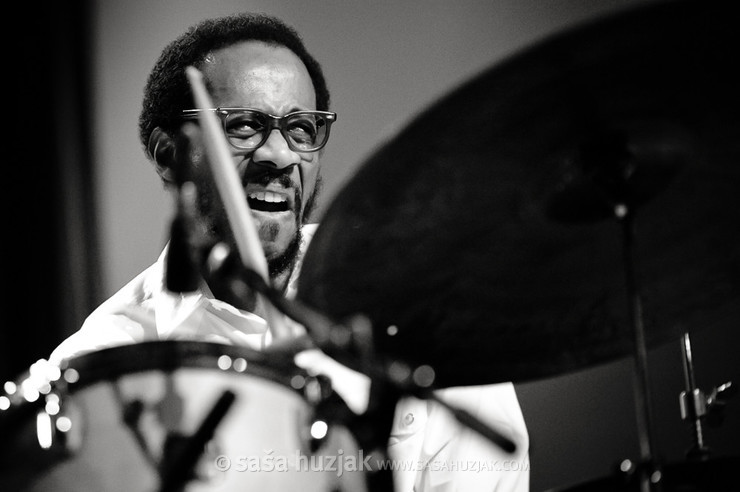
(47, 13, 528, 491)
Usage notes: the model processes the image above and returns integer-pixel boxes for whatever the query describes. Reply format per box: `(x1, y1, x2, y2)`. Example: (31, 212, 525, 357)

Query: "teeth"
(248, 191, 287, 203)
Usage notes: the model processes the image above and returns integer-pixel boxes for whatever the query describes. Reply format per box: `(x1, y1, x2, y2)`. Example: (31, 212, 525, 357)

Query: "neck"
(270, 267, 293, 294)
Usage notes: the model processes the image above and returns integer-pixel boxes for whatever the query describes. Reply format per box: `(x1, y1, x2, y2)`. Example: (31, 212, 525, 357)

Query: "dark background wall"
(2, 1, 100, 382)
(2, 1, 737, 491)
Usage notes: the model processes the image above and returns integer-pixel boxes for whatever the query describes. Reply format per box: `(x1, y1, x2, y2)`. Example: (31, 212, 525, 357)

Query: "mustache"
(242, 166, 303, 216)
(242, 168, 298, 190)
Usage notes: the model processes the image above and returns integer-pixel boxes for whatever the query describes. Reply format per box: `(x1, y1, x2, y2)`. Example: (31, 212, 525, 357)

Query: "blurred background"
(3, 0, 737, 490)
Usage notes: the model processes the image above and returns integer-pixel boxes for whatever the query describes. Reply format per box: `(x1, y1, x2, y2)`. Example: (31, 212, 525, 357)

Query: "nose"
(251, 129, 300, 170)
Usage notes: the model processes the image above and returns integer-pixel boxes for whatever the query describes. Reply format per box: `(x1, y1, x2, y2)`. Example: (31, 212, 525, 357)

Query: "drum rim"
(55, 340, 306, 394)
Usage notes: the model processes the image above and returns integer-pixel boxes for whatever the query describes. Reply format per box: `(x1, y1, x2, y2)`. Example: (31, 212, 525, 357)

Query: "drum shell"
(0, 342, 367, 492)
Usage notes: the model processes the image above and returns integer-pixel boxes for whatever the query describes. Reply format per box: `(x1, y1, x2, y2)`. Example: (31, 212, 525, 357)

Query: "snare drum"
(0, 341, 368, 492)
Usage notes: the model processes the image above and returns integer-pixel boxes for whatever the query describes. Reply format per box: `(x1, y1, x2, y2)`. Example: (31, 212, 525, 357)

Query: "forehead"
(200, 40, 316, 112)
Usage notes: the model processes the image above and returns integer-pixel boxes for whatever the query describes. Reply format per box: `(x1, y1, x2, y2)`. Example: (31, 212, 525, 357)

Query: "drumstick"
(185, 66, 291, 340)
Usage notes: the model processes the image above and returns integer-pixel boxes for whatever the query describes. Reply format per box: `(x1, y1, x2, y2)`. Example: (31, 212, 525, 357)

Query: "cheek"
(299, 158, 321, 198)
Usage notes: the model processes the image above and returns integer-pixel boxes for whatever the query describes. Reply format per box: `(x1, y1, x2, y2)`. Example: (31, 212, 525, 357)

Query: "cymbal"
(297, 0, 740, 387)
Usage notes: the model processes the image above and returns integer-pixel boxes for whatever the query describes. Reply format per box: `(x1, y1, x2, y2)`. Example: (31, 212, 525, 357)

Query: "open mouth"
(247, 191, 290, 213)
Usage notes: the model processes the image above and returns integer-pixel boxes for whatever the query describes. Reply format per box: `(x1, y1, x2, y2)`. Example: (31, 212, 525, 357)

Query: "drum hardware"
(118, 396, 161, 468)
(544, 132, 669, 491)
(301, 373, 340, 453)
(203, 248, 521, 492)
(551, 197, 737, 491)
(158, 389, 236, 492)
(678, 332, 735, 460)
(620, 205, 657, 492)
(551, 456, 740, 492)
(171, 49, 521, 492)
(0, 361, 80, 461)
(295, 0, 739, 387)
(1, 342, 367, 492)
(572, 329, 739, 492)
(292, 0, 737, 490)
(704, 382, 735, 427)
(26, 390, 83, 462)
(113, 378, 238, 491)
(6, 0, 737, 490)
(222, 256, 519, 455)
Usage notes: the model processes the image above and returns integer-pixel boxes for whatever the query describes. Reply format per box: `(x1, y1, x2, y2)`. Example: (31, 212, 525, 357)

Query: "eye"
(286, 115, 319, 144)
(224, 112, 264, 138)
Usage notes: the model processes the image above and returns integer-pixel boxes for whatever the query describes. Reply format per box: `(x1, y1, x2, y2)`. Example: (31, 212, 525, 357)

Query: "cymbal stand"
(203, 248, 519, 492)
(618, 207, 660, 492)
(678, 332, 711, 460)
(205, 243, 518, 453)
(678, 331, 736, 461)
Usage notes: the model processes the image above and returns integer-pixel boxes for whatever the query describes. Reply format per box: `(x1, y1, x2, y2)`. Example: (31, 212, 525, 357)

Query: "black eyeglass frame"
(181, 107, 337, 152)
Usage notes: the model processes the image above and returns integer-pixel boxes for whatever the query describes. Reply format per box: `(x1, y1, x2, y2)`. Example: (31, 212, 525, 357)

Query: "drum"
(0, 341, 368, 492)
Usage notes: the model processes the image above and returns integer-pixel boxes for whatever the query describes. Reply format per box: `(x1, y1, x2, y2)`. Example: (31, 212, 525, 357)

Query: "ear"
(147, 126, 176, 184)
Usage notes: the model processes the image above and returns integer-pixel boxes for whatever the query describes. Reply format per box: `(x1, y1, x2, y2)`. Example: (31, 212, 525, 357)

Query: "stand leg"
(620, 212, 659, 492)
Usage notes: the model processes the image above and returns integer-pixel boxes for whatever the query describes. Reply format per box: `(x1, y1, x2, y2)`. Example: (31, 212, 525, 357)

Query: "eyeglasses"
(181, 107, 337, 152)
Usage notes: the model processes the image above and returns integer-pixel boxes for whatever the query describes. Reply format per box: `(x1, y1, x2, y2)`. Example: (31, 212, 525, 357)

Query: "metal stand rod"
(620, 211, 658, 492)
(230, 260, 518, 456)
(158, 390, 236, 492)
(680, 332, 711, 459)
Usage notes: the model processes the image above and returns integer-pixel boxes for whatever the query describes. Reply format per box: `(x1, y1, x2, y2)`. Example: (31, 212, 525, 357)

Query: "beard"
(265, 174, 322, 278)
(266, 225, 302, 278)
(198, 171, 323, 282)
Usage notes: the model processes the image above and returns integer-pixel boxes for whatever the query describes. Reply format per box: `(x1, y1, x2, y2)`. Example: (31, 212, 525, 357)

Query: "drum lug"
(34, 392, 83, 458)
(301, 374, 334, 453)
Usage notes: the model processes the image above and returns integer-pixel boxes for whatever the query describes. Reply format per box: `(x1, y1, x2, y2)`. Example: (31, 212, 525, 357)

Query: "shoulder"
(49, 253, 167, 364)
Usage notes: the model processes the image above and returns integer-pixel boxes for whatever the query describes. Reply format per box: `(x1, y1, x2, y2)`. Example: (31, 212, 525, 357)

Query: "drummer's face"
(199, 41, 321, 271)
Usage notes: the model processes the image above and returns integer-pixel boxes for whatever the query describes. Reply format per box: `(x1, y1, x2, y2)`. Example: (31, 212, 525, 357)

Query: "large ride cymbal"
(297, 0, 740, 387)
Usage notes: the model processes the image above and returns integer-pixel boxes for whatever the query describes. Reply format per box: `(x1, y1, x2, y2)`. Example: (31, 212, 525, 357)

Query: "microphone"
(165, 127, 205, 293)
(165, 181, 202, 293)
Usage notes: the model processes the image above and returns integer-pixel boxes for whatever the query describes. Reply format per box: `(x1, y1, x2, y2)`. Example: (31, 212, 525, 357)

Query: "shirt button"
(403, 412, 415, 426)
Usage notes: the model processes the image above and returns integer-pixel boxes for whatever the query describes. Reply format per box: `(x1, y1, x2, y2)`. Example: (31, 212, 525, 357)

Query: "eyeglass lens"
(223, 110, 329, 151)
